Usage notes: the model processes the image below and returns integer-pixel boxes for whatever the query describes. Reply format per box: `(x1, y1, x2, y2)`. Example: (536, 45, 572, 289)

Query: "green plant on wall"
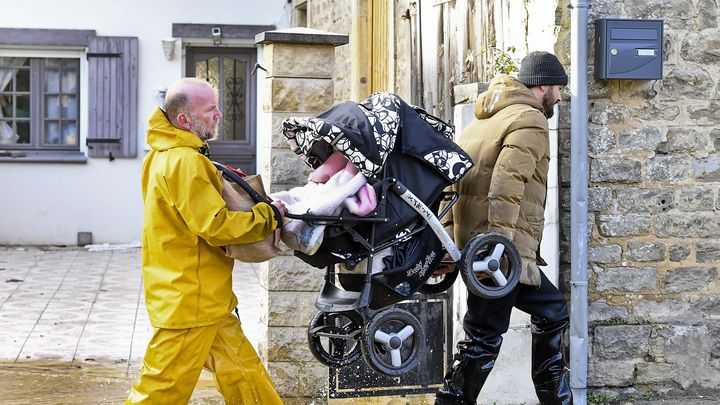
(493, 46, 519, 74)
(588, 393, 615, 405)
(464, 46, 520, 82)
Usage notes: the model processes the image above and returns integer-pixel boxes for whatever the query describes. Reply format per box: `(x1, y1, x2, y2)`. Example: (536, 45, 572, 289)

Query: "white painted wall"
(0, 0, 288, 245)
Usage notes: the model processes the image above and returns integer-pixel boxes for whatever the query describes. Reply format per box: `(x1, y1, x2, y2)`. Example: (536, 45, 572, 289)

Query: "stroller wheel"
(361, 308, 425, 376)
(419, 267, 459, 295)
(307, 311, 363, 368)
(460, 232, 521, 299)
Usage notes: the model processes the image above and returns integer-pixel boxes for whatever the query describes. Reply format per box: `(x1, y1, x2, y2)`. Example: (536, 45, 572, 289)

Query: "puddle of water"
(0, 361, 223, 404)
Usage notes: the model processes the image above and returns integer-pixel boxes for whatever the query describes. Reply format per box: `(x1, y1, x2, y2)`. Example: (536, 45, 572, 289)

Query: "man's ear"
(176, 113, 191, 129)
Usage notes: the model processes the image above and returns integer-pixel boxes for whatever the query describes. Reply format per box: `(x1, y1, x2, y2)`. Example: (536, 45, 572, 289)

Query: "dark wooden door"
(186, 47, 257, 174)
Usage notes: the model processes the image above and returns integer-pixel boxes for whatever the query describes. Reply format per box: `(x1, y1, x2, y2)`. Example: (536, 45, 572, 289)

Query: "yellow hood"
(147, 107, 205, 152)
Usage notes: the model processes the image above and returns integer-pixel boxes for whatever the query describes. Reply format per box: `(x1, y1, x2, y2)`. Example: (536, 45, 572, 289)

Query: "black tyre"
(459, 232, 521, 299)
(419, 267, 459, 295)
(361, 308, 425, 376)
(307, 311, 363, 368)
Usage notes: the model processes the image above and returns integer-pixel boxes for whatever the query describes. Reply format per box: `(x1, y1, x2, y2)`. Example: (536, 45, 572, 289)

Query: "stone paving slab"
(0, 246, 264, 374)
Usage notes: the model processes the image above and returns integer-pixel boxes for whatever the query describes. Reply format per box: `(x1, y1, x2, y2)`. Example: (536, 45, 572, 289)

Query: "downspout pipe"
(569, 0, 590, 404)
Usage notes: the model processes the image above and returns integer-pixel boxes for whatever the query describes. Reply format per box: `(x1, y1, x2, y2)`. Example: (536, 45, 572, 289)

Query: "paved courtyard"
(0, 245, 262, 403)
(1, 246, 717, 405)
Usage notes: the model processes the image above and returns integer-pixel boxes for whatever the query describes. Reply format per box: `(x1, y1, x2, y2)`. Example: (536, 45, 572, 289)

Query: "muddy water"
(0, 361, 223, 404)
(0, 361, 440, 404)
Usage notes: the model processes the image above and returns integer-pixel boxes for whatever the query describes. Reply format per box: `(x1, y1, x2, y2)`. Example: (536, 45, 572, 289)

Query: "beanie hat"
(518, 51, 568, 87)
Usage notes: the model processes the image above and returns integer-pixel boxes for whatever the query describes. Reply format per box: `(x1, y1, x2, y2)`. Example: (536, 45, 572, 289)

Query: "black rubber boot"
(531, 320, 572, 405)
(434, 340, 500, 405)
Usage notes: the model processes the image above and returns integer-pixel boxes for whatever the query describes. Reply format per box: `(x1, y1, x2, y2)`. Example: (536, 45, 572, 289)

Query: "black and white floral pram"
(283, 92, 473, 182)
(279, 93, 522, 378)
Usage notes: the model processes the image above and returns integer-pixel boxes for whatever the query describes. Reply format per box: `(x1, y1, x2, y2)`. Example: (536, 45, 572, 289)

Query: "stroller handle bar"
(213, 162, 387, 227)
(389, 178, 462, 262)
(212, 162, 284, 228)
(285, 212, 388, 224)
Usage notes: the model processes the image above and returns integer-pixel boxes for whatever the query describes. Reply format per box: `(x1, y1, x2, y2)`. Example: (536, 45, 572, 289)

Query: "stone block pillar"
(255, 27, 349, 404)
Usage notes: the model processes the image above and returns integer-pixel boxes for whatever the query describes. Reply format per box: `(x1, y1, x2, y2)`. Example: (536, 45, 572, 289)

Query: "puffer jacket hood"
(474, 74, 543, 120)
(147, 107, 205, 152)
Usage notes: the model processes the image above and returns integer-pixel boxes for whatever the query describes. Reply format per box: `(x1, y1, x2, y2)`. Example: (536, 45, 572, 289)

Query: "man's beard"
(188, 114, 218, 141)
(542, 91, 557, 119)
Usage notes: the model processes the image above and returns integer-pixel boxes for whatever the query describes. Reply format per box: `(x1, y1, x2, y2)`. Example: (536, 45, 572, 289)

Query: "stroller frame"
(286, 169, 521, 376)
(214, 158, 522, 377)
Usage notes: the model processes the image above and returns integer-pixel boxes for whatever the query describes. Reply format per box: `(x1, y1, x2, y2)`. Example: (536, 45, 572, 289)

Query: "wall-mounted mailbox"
(595, 19, 663, 80)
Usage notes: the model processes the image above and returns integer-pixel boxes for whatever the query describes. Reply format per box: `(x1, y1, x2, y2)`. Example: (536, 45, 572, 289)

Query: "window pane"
(16, 95, 30, 118)
(0, 94, 12, 117)
(222, 58, 247, 141)
(16, 68, 30, 92)
(61, 69, 78, 93)
(62, 122, 78, 145)
(16, 121, 30, 144)
(45, 121, 60, 144)
(45, 96, 60, 119)
(62, 59, 78, 69)
(45, 59, 60, 69)
(195, 61, 207, 80)
(61, 95, 78, 119)
(45, 69, 60, 93)
(1, 76, 12, 93)
(194, 57, 219, 89)
(1, 120, 17, 144)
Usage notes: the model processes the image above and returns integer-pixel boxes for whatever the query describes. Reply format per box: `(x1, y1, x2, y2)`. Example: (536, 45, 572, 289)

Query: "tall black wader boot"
(434, 338, 501, 404)
(435, 272, 571, 405)
(531, 318, 572, 405)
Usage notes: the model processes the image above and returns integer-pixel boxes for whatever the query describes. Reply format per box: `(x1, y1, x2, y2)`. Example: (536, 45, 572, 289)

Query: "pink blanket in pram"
(271, 152, 377, 255)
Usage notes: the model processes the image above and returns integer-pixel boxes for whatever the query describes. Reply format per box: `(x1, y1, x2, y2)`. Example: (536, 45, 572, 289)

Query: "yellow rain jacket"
(443, 75, 549, 286)
(141, 108, 278, 329)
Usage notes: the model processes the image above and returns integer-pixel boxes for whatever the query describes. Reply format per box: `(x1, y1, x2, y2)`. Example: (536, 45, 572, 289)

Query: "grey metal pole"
(569, 0, 590, 404)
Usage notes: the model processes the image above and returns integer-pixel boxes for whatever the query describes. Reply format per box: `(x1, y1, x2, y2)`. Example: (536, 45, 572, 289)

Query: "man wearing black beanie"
(435, 51, 571, 404)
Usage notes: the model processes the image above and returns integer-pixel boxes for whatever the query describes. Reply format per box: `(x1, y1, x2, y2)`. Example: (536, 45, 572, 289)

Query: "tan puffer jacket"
(444, 74, 549, 286)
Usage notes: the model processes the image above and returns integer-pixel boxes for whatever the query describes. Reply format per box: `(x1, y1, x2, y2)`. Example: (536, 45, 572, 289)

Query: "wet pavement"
(2, 246, 718, 405)
(0, 245, 261, 404)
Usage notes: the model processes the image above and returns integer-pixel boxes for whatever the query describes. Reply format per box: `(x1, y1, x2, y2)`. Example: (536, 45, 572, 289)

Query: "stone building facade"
(280, 0, 720, 402)
(556, 0, 720, 400)
(304, 0, 353, 102)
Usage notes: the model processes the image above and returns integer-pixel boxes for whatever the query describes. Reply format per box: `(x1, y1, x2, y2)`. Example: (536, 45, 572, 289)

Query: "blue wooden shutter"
(87, 36, 138, 159)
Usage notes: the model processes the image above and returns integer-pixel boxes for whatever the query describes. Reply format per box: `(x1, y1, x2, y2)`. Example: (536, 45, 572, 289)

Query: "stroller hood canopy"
(282, 93, 473, 184)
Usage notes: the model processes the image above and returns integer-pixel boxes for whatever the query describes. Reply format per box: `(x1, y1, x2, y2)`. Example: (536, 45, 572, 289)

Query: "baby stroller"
(276, 93, 524, 377)
(219, 93, 522, 377)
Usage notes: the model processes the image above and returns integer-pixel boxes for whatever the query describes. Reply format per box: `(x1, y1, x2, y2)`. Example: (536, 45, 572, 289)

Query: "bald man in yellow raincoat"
(126, 78, 286, 404)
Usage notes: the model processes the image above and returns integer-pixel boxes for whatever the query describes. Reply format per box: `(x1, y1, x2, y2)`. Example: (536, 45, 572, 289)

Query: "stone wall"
(256, 29, 348, 404)
(307, 0, 352, 102)
(291, 0, 720, 402)
(556, 0, 720, 401)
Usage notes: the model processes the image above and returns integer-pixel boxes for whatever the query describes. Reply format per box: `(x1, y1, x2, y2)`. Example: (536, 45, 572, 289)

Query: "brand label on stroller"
(406, 250, 436, 279)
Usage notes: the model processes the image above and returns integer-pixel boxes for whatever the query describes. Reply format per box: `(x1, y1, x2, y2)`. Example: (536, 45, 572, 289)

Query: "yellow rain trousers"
(125, 313, 282, 404)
